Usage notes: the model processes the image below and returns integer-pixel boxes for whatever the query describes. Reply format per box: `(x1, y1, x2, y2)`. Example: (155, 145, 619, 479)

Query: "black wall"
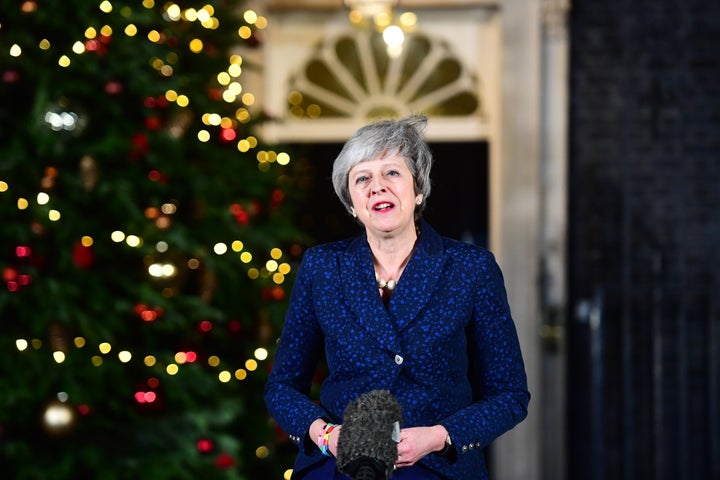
(568, 1, 720, 479)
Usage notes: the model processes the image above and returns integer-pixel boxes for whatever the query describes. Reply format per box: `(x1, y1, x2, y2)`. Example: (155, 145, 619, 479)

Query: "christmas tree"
(0, 1, 308, 478)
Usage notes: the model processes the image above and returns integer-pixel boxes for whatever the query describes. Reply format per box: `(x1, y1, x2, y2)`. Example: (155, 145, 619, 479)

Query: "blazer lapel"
(389, 221, 447, 332)
(339, 236, 402, 354)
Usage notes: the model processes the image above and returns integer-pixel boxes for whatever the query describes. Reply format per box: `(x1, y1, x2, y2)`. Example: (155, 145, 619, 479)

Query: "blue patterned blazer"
(264, 221, 529, 479)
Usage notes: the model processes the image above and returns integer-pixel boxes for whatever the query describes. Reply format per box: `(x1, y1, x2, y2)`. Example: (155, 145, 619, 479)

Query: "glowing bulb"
(383, 25, 404, 48)
(197, 9, 211, 22)
(277, 152, 290, 165)
(126, 235, 142, 247)
(198, 130, 210, 142)
(228, 64, 242, 77)
(166, 4, 181, 20)
(189, 38, 204, 53)
(238, 26, 252, 39)
(43, 402, 75, 431)
(184, 8, 198, 21)
(243, 10, 258, 24)
(266, 260, 278, 272)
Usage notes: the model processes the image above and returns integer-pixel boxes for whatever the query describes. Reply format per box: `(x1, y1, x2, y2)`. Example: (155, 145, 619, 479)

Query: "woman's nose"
(369, 177, 385, 194)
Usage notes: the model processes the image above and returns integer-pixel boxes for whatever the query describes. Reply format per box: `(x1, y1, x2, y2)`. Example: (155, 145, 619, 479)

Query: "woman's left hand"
(395, 425, 448, 468)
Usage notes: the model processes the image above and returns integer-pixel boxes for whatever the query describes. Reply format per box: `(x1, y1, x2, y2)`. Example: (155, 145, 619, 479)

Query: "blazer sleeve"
(440, 249, 530, 456)
(263, 249, 330, 450)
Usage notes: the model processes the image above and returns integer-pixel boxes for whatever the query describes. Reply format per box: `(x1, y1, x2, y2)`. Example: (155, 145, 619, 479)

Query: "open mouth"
(372, 202, 394, 211)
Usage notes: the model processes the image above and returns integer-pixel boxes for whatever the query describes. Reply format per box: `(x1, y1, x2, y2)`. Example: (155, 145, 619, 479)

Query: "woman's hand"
(309, 418, 342, 456)
(328, 424, 342, 455)
(395, 425, 448, 468)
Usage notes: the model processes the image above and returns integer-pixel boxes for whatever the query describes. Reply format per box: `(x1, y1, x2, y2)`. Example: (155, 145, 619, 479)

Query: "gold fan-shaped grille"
(287, 29, 481, 119)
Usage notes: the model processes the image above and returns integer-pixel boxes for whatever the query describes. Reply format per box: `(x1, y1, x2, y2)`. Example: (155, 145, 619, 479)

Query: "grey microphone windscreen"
(336, 390, 402, 480)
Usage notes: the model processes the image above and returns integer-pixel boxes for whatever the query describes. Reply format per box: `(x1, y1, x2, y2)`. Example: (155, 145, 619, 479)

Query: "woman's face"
(347, 153, 421, 239)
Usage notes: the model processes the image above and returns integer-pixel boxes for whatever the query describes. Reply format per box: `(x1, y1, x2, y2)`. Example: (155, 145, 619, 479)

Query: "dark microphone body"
(336, 390, 402, 480)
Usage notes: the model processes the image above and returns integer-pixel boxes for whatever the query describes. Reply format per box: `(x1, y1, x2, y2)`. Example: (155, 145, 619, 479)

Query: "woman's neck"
(367, 228, 418, 281)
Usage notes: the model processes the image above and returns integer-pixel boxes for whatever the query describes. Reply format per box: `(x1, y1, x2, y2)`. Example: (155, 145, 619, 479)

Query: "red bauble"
(2, 69, 20, 83)
(129, 132, 150, 160)
(72, 242, 94, 269)
(214, 452, 235, 469)
(145, 116, 162, 131)
(105, 81, 123, 95)
(197, 438, 215, 454)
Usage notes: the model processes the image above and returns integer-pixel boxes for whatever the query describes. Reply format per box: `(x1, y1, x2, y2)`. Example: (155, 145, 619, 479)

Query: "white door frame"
(256, 2, 558, 479)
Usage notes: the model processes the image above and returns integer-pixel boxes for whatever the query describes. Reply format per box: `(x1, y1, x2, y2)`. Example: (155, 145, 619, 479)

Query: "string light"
(6, 2, 299, 438)
(14, 332, 273, 383)
(99, 1, 112, 14)
(345, 0, 416, 56)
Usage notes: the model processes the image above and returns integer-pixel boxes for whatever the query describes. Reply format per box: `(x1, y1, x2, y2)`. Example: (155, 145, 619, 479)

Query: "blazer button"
(394, 354, 403, 365)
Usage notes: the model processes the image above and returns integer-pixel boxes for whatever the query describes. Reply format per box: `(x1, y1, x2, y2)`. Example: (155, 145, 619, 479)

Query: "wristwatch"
(437, 433, 453, 456)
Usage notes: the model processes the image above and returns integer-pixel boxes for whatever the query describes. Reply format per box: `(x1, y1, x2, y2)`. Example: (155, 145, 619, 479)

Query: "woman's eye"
(355, 175, 368, 184)
(386, 170, 399, 176)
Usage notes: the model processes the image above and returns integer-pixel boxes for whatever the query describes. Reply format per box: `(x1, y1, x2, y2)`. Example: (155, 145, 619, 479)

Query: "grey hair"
(331, 114, 433, 218)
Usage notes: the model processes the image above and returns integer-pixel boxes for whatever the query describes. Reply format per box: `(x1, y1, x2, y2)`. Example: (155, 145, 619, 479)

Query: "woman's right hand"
(327, 424, 342, 456)
(310, 418, 342, 456)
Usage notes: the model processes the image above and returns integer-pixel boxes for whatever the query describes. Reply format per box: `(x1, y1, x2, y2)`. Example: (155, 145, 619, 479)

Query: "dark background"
(567, 1, 719, 479)
(292, 142, 488, 246)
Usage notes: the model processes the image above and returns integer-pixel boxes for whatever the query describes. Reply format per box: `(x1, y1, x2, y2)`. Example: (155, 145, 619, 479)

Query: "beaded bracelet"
(317, 423, 337, 457)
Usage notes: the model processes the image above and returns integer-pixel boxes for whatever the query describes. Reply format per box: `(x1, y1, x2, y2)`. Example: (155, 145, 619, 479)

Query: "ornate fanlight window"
(286, 28, 482, 120)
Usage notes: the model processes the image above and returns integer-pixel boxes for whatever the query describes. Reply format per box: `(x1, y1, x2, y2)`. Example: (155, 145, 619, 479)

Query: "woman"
(264, 115, 529, 479)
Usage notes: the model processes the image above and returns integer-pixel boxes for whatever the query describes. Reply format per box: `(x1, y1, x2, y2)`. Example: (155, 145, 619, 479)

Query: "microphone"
(336, 390, 402, 480)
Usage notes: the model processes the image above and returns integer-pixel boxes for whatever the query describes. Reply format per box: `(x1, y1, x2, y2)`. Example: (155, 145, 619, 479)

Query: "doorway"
(290, 142, 488, 247)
